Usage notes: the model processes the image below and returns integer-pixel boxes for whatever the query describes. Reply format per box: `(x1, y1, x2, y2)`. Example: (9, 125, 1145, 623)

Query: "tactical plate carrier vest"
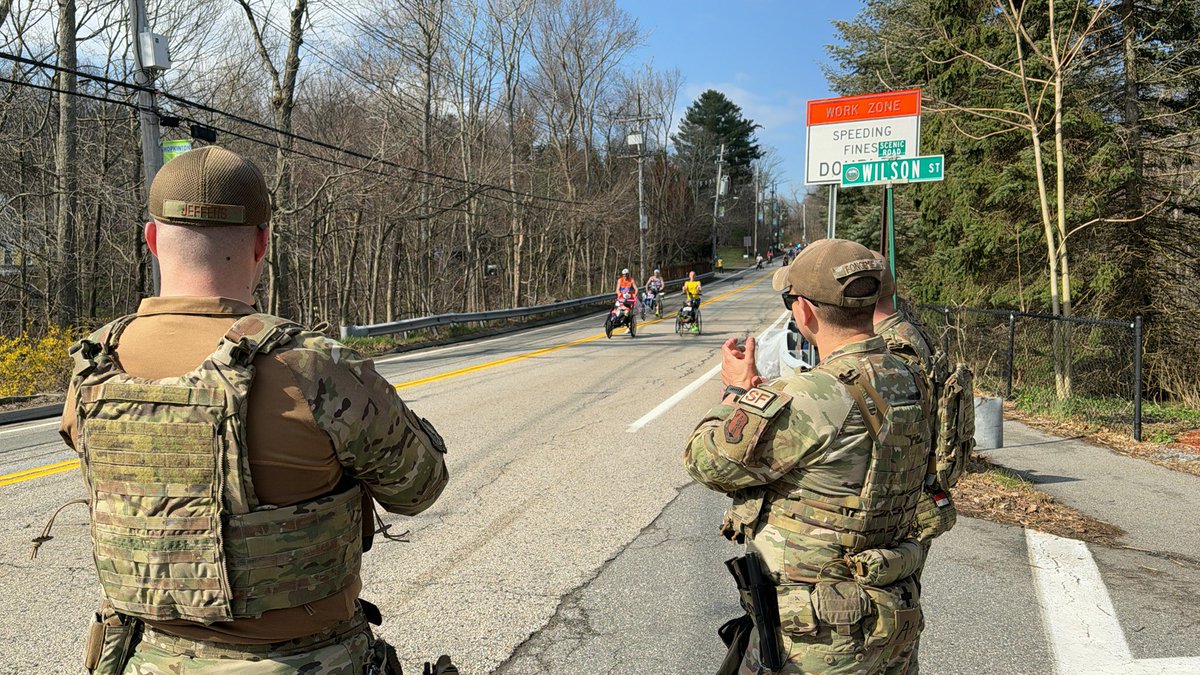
(766, 354, 932, 577)
(879, 314, 975, 489)
(70, 313, 363, 624)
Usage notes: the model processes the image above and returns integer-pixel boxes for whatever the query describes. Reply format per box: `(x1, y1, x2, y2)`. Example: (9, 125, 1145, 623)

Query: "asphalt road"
(2, 268, 1197, 675)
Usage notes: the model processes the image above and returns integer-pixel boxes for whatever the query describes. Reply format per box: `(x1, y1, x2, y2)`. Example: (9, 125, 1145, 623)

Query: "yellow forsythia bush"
(0, 326, 78, 398)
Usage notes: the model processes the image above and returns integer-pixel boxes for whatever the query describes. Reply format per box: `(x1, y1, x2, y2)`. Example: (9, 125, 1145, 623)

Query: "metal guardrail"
(0, 403, 61, 425)
(340, 272, 716, 339)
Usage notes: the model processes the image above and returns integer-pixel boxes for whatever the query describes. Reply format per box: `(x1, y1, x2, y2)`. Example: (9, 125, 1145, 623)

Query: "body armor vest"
(70, 313, 363, 624)
(766, 353, 931, 581)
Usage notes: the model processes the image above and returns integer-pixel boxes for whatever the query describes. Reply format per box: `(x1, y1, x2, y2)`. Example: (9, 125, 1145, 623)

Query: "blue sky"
(617, 0, 865, 197)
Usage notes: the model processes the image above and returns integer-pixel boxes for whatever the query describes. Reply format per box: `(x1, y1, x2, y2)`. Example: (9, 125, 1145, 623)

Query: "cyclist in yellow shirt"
(681, 271, 702, 333)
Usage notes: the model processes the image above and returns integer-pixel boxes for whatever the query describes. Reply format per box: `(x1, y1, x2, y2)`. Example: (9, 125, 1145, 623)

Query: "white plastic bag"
(754, 328, 788, 381)
(755, 326, 815, 381)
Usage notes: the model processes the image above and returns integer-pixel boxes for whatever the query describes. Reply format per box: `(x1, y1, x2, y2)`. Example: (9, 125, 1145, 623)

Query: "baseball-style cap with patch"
(149, 146, 271, 228)
(771, 238, 884, 308)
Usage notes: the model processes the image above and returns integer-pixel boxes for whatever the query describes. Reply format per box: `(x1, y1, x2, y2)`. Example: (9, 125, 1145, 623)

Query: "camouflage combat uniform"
(875, 312, 957, 547)
(685, 336, 932, 675)
(62, 307, 448, 674)
(51, 146, 448, 674)
(874, 313, 957, 675)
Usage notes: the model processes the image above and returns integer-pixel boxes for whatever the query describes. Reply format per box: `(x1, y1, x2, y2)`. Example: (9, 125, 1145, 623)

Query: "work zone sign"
(804, 89, 922, 185)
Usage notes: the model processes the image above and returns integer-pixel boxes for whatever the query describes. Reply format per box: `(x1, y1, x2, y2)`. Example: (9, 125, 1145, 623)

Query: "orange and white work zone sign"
(805, 89, 922, 185)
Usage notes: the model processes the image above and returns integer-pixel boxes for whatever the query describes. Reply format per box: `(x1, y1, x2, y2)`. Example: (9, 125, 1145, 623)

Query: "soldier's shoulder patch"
(737, 387, 792, 417)
(724, 409, 750, 444)
(739, 387, 780, 412)
(715, 388, 793, 466)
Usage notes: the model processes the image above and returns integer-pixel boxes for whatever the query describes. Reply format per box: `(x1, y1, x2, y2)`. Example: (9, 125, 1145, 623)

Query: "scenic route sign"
(841, 155, 945, 187)
(804, 89, 922, 185)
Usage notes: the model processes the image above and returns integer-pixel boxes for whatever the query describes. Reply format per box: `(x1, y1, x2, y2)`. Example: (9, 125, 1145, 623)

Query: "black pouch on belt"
(716, 613, 754, 675)
(83, 603, 140, 675)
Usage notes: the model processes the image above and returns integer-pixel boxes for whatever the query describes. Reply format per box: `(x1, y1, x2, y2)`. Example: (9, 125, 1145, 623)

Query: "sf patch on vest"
(717, 387, 793, 465)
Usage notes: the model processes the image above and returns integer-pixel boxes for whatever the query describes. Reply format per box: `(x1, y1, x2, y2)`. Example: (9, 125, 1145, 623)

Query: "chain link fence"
(912, 305, 1144, 440)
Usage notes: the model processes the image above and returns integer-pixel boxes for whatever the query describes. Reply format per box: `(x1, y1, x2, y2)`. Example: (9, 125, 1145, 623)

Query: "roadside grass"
(1003, 385, 1200, 477)
(953, 453, 1125, 546)
(716, 246, 751, 265)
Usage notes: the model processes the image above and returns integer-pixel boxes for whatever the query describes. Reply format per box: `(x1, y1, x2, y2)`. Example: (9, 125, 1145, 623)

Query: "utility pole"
(771, 181, 778, 248)
(711, 143, 725, 266)
(619, 91, 655, 281)
(130, 0, 167, 296)
(752, 167, 760, 257)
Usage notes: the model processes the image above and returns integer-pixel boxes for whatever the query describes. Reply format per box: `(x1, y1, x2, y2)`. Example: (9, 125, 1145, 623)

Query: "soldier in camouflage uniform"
(871, 254, 956, 675)
(684, 239, 935, 674)
(872, 255, 956, 550)
(56, 147, 450, 674)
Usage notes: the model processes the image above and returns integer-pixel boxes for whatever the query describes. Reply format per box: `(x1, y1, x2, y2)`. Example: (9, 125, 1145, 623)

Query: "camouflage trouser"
(123, 614, 383, 674)
(737, 626, 916, 675)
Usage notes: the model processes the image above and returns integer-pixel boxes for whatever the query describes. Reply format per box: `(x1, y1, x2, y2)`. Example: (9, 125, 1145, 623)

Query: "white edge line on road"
(1026, 528, 1200, 674)
(0, 419, 61, 437)
(626, 309, 789, 433)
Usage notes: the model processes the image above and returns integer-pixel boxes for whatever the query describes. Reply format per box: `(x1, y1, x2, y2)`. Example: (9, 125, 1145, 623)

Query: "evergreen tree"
(672, 89, 764, 186)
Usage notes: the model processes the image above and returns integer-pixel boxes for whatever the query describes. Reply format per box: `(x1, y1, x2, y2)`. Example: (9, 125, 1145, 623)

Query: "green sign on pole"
(162, 139, 192, 164)
(841, 155, 945, 187)
(877, 140, 906, 158)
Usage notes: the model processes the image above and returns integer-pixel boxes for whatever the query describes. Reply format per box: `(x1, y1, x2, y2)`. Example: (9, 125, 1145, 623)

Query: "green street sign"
(162, 139, 192, 163)
(877, 140, 906, 158)
(841, 155, 944, 187)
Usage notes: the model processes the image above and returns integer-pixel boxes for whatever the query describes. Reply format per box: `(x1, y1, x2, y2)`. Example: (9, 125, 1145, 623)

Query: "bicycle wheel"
(696, 309, 703, 335)
(629, 315, 637, 338)
(675, 313, 683, 335)
(605, 319, 613, 339)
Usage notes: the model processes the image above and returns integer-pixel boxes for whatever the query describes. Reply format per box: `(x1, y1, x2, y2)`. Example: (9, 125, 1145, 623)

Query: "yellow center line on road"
(0, 458, 79, 488)
(0, 274, 768, 489)
(393, 273, 769, 390)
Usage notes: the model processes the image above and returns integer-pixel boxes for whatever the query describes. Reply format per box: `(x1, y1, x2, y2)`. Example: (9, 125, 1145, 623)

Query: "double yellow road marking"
(0, 273, 767, 488)
(0, 458, 78, 488)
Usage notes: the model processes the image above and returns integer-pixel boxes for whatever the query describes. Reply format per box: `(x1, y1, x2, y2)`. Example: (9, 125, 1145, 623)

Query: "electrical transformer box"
(139, 32, 171, 70)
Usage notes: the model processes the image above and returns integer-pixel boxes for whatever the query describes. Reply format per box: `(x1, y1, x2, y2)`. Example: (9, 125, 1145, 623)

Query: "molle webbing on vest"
(767, 357, 932, 573)
(224, 486, 361, 616)
(76, 313, 362, 624)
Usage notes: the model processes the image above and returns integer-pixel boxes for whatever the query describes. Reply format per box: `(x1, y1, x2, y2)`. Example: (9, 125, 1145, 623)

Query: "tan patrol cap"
(771, 238, 884, 308)
(149, 146, 271, 228)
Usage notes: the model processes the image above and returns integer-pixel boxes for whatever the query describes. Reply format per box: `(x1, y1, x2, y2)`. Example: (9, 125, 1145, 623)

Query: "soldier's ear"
(253, 226, 270, 263)
(795, 296, 816, 331)
(145, 221, 159, 257)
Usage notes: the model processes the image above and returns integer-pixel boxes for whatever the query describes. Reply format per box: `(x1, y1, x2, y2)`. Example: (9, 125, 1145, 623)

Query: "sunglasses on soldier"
(781, 292, 818, 310)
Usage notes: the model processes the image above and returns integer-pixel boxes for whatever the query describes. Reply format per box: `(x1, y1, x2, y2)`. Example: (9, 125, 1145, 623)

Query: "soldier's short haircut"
(155, 219, 259, 265)
(810, 277, 879, 328)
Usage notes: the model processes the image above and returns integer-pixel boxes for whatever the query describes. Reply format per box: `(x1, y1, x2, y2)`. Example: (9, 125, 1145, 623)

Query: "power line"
(0, 73, 497, 218)
(0, 74, 139, 111)
(0, 50, 588, 208)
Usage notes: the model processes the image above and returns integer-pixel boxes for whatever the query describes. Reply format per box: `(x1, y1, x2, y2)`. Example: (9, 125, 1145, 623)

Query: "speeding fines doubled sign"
(804, 89, 922, 185)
